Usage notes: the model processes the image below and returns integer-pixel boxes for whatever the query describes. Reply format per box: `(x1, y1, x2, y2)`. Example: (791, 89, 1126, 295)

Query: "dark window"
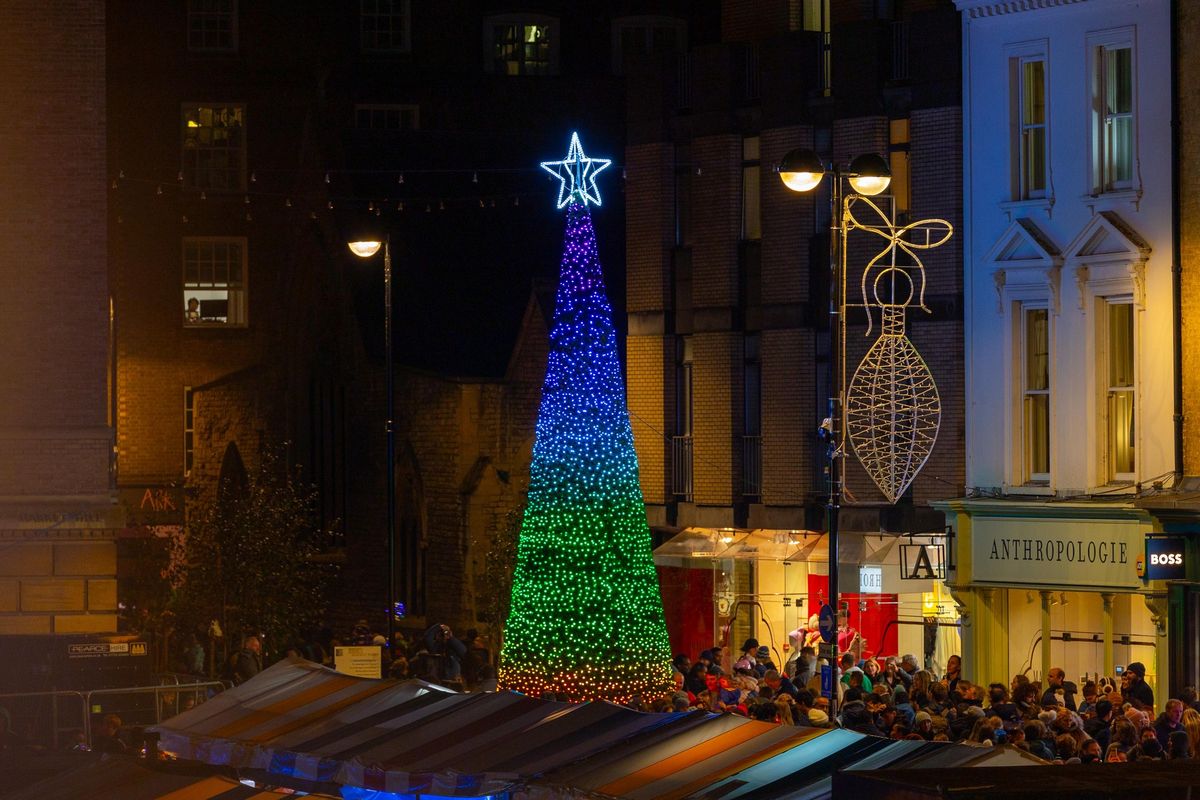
(187, 0, 237, 52)
(361, 0, 411, 52)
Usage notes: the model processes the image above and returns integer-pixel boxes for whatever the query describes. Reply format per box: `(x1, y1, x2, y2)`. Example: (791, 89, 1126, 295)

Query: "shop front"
(653, 527, 960, 673)
(937, 499, 1164, 701)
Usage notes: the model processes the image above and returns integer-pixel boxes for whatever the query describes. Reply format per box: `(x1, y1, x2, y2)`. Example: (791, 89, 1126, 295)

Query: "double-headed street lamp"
(778, 148, 890, 721)
(347, 234, 397, 659)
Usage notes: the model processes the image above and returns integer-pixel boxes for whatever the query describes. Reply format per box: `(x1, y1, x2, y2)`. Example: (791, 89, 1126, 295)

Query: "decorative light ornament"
(499, 157, 672, 703)
(842, 196, 953, 503)
(540, 131, 611, 209)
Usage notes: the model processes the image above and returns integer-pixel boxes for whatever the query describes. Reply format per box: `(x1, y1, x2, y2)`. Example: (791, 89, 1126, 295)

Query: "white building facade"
(940, 0, 1174, 700)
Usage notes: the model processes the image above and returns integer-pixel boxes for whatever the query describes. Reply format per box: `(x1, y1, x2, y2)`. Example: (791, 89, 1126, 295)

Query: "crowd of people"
(636, 626, 1199, 764)
(216, 619, 497, 692)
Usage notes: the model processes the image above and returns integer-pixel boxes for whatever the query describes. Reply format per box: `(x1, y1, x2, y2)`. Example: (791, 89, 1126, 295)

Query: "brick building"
(627, 0, 965, 666)
(106, 2, 709, 649)
(0, 0, 118, 636)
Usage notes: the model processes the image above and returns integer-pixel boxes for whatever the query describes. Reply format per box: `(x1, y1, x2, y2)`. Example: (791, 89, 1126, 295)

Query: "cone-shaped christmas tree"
(499, 148, 673, 702)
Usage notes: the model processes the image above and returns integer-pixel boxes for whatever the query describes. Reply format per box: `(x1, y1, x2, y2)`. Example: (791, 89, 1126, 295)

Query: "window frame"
(611, 15, 686, 75)
(187, 0, 238, 53)
(484, 13, 560, 76)
(1100, 296, 1136, 483)
(1019, 304, 1052, 484)
(1014, 54, 1048, 200)
(741, 136, 761, 241)
(889, 117, 911, 219)
(360, 0, 412, 54)
(354, 103, 420, 131)
(1087, 28, 1136, 195)
(182, 236, 249, 329)
(180, 103, 246, 192)
(184, 386, 195, 477)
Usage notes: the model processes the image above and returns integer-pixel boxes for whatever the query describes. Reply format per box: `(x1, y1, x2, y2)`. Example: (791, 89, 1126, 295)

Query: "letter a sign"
(900, 543, 945, 581)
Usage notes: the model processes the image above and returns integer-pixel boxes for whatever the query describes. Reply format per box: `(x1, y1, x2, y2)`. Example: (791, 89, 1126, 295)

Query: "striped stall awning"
(153, 659, 1044, 800)
(3, 757, 340, 800)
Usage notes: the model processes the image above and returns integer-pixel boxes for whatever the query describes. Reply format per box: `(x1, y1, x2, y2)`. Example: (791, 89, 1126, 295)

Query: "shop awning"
(152, 658, 1042, 800)
(3, 756, 339, 800)
(654, 527, 826, 563)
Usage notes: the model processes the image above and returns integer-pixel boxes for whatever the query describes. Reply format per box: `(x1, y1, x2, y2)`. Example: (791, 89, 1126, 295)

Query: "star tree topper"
(541, 131, 611, 209)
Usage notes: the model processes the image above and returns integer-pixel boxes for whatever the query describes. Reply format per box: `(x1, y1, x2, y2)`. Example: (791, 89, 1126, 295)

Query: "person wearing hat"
(754, 645, 775, 677)
(1123, 662, 1155, 710)
(734, 638, 759, 672)
(912, 710, 934, 740)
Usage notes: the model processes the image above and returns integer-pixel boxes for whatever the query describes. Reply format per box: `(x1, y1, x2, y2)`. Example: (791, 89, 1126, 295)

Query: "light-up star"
(541, 131, 611, 209)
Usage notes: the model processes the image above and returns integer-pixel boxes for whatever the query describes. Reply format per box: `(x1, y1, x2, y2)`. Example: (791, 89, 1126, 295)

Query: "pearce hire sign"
(970, 517, 1142, 590)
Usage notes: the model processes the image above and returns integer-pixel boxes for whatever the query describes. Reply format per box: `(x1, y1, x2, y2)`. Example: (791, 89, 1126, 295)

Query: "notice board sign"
(334, 645, 382, 679)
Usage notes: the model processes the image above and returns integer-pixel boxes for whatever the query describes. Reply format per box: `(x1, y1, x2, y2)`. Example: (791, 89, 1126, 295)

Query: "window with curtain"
(1022, 306, 1050, 482)
(1017, 57, 1047, 200)
(1106, 300, 1135, 480)
(1092, 43, 1133, 193)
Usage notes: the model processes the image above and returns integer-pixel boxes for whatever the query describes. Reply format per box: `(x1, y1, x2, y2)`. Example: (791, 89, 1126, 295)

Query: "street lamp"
(347, 234, 397, 661)
(778, 147, 889, 722)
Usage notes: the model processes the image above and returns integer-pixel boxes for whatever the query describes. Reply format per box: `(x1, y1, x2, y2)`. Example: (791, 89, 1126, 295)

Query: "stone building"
(0, 0, 118, 636)
(941, 0, 1173, 697)
(628, 0, 966, 666)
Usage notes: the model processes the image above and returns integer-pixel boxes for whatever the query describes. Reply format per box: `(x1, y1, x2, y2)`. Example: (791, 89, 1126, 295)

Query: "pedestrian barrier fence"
(0, 679, 225, 751)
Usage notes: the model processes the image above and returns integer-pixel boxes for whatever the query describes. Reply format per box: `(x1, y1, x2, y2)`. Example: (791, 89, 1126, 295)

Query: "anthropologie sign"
(970, 517, 1143, 590)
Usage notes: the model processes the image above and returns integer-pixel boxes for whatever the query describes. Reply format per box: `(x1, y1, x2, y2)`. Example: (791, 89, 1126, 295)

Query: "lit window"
(361, 0, 411, 53)
(1022, 306, 1050, 482)
(1105, 300, 1135, 480)
(187, 0, 237, 52)
(742, 136, 761, 241)
(611, 16, 686, 75)
(1015, 57, 1047, 200)
(183, 238, 248, 327)
(354, 104, 420, 130)
(1091, 42, 1133, 193)
(181, 105, 245, 191)
(795, 0, 831, 94)
(487, 15, 558, 76)
(889, 118, 911, 218)
(184, 387, 195, 476)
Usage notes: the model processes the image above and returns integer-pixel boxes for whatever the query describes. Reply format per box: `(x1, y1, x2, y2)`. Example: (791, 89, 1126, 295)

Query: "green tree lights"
(498, 196, 673, 703)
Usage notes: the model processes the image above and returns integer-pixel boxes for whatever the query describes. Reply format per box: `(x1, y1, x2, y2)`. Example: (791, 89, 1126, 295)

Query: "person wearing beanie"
(1122, 662, 1155, 710)
(912, 710, 934, 740)
(808, 708, 831, 727)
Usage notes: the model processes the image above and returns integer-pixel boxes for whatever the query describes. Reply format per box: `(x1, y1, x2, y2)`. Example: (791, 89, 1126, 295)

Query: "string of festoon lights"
(106, 163, 632, 224)
(497, 133, 674, 704)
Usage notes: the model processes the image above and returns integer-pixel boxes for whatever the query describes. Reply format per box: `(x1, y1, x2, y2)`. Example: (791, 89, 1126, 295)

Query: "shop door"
(1168, 582, 1200, 699)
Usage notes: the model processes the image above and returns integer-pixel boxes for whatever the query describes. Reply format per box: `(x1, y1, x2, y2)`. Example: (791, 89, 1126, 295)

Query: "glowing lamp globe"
(847, 153, 892, 196)
(778, 148, 825, 193)
(347, 240, 382, 258)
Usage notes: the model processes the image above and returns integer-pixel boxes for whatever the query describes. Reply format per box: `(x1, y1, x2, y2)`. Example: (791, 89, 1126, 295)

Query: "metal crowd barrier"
(0, 680, 225, 750)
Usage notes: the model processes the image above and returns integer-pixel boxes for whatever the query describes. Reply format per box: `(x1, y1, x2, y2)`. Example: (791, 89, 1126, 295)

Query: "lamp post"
(778, 149, 890, 722)
(347, 234, 396, 659)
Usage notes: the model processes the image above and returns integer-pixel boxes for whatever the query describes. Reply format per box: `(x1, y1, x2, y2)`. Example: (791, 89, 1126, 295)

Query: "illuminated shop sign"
(1140, 536, 1187, 581)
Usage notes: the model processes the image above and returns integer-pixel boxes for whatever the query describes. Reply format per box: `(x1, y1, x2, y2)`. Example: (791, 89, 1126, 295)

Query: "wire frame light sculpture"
(841, 196, 953, 503)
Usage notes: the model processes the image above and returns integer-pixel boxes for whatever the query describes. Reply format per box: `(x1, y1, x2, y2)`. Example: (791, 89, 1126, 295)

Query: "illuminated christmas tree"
(498, 134, 673, 703)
